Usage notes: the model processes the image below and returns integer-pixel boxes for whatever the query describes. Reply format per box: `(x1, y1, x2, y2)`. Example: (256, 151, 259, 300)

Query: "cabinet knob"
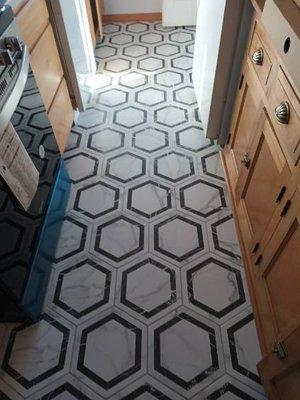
(275, 101, 290, 124)
(252, 47, 264, 65)
(241, 152, 251, 169)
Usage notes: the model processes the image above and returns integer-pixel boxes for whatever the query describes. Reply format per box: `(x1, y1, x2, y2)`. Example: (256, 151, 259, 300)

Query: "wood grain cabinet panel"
(248, 31, 273, 88)
(226, 63, 263, 179)
(30, 25, 64, 111)
(16, 0, 49, 51)
(256, 190, 300, 399)
(235, 110, 291, 252)
(48, 78, 74, 153)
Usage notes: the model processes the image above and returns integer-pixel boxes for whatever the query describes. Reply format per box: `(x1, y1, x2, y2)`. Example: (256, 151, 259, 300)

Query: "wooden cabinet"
(15, 0, 74, 153)
(48, 78, 74, 153)
(17, 0, 49, 51)
(235, 109, 291, 252)
(257, 190, 300, 399)
(226, 62, 263, 180)
(30, 25, 64, 110)
(222, 12, 300, 400)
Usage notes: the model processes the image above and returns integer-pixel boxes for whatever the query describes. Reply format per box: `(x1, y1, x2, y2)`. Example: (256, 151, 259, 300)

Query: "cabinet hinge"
(280, 200, 291, 217)
(272, 342, 287, 360)
(276, 186, 286, 203)
(239, 73, 244, 90)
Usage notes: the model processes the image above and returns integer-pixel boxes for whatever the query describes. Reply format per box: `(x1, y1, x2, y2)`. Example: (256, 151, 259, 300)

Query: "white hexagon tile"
(0, 22, 266, 400)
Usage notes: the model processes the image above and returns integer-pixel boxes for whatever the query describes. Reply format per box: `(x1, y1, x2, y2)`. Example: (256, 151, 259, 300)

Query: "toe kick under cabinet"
(221, 12, 300, 400)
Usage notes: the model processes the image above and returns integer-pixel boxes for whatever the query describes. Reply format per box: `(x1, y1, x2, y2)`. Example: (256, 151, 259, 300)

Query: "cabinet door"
(235, 110, 291, 252)
(256, 190, 300, 399)
(226, 63, 263, 180)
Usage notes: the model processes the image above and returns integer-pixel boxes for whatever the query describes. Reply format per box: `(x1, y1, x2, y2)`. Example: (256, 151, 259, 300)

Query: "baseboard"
(103, 13, 162, 23)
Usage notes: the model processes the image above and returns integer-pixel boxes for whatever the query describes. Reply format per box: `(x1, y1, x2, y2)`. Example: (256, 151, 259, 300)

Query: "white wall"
(103, 0, 162, 15)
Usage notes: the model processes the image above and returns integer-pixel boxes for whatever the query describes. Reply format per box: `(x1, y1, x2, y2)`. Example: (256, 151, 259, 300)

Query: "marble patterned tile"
(126, 179, 173, 220)
(150, 212, 209, 266)
(0, 313, 75, 397)
(71, 309, 147, 398)
(115, 255, 182, 324)
(181, 253, 250, 324)
(110, 375, 185, 399)
(191, 374, 267, 400)
(46, 254, 116, 324)
(26, 375, 105, 400)
(0, 20, 266, 400)
(148, 307, 225, 398)
(221, 308, 265, 395)
(208, 213, 242, 264)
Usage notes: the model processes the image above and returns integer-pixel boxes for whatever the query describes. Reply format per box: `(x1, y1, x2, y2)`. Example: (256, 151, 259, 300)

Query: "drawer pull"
(280, 200, 291, 217)
(241, 152, 251, 169)
(275, 101, 290, 124)
(252, 47, 264, 65)
(272, 342, 287, 360)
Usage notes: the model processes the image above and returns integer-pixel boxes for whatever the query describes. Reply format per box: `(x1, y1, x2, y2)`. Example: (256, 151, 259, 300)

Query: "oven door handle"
(0, 43, 29, 135)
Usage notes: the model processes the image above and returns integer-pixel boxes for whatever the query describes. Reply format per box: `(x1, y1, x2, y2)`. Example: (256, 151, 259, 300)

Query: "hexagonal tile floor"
(136, 87, 166, 107)
(179, 178, 226, 218)
(114, 106, 147, 129)
(184, 257, 246, 319)
(118, 258, 178, 320)
(127, 180, 172, 218)
(132, 127, 169, 153)
(94, 216, 144, 262)
(74, 181, 120, 219)
(0, 21, 265, 400)
(153, 215, 204, 262)
(52, 258, 112, 319)
(105, 151, 146, 183)
(154, 151, 194, 182)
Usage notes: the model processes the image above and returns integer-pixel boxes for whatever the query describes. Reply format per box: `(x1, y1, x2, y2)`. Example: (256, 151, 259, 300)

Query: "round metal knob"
(275, 101, 290, 124)
(241, 152, 251, 169)
(252, 47, 264, 65)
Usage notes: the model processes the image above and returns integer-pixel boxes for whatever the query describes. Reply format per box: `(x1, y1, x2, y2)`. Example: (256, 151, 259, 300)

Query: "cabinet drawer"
(30, 25, 64, 111)
(248, 29, 273, 89)
(269, 68, 300, 167)
(48, 78, 74, 154)
(17, 0, 49, 51)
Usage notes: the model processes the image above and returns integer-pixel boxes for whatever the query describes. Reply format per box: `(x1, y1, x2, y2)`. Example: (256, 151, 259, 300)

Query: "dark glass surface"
(0, 71, 62, 318)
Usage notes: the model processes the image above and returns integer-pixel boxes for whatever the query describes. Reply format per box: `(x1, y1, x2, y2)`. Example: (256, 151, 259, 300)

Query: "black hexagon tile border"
(0, 22, 266, 400)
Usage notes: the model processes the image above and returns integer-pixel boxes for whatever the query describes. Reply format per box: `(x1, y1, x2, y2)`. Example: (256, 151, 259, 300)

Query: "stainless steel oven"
(0, 2, 71, 322)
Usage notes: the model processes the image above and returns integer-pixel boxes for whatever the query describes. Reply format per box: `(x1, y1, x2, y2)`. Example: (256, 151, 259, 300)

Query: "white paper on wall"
(0, 122, 39, 210)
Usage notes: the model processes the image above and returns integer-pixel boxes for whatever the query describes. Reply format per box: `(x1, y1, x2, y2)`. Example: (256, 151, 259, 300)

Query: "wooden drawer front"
(30, 25, 64, 111)
(248, 30, 273, 89)
(17, 0, 49, 51)
(236, 111, 290, 252)
(48, 78, 74, 153)
(269, 69, 300, 167)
